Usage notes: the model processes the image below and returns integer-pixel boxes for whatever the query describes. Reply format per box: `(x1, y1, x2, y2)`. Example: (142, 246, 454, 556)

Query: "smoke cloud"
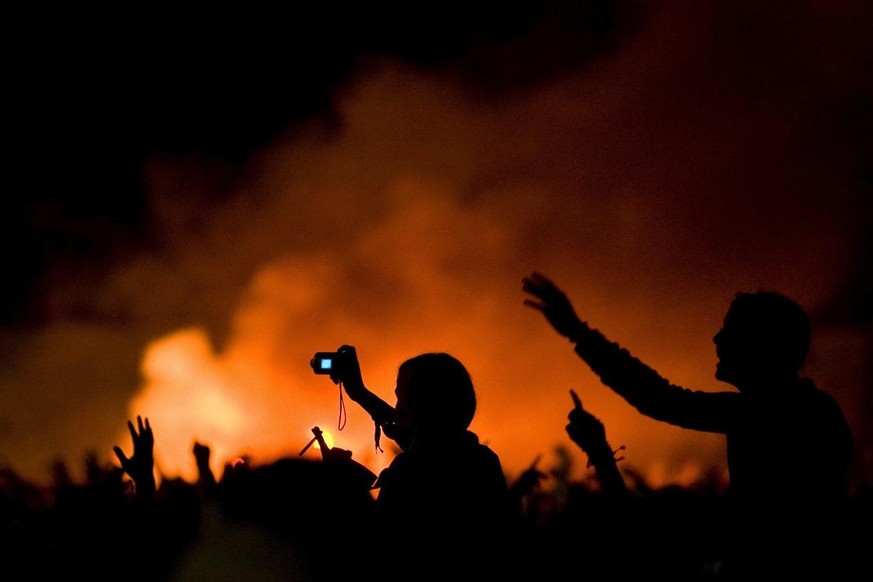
(2, 1, 871, 489)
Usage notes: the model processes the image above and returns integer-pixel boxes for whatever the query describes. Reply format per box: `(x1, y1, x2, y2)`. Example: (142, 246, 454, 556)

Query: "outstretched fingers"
(522, 272, 563, 303)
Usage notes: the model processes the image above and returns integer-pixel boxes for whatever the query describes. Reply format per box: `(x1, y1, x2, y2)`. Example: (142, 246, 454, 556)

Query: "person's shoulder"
(801, 378, 844, 407)
(798, 378, 852, 429)
(475, 442, 502, 463)
(470, 438, 505, 470)
(373, 452, 409, 487)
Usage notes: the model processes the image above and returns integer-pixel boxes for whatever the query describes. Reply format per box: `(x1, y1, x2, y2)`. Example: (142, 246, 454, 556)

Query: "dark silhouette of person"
(324, 345, 513, 576)
(113, 416, 204, 580)
(114, 421, 366, 581)
(522, 272, 855, 579)
(518, 391, 642, 581)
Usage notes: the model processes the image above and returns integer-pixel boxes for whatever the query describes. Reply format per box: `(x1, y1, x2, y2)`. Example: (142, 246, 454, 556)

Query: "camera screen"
(311, 352, 339, 375)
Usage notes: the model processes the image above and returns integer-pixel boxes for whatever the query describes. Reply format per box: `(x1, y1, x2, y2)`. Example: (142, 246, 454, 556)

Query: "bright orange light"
(314, 428, 335, 451)
(104, 54, 869, 494)
(125, 320, 396, 483)
(124, 267, 730, 490)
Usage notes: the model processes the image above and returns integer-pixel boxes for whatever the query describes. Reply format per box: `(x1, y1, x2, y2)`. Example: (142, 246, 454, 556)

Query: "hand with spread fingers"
(522, 272, 586, 340)
(113, 415, 157, 500)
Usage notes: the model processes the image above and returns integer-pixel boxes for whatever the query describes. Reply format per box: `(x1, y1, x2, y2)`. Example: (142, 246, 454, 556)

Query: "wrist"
(583, 443, 615, 463)
(567, 321, 590, 343)
(342, 379, 366, 399)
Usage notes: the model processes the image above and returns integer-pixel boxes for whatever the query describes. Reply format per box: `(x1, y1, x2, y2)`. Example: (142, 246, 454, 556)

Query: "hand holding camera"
(310, 344, 366, 400)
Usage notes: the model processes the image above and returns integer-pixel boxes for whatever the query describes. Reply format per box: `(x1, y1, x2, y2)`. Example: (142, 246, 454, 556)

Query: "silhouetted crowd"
(0, 273, 870, 581)
(1, 444, 870, 581)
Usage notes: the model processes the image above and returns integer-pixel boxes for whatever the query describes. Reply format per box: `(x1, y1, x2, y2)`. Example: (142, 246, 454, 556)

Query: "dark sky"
(4, 1, 627, 325)
(3, 0, 872, 487)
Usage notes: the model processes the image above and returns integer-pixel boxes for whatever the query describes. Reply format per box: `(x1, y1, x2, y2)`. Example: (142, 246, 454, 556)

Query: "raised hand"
(193, 441, 216, 488)
(566, 390, 628, 496)
(193, 441, 210, 468)
(330, 344, 366, 398)
(566, 390, 608, 454)
(522, 272, 586, 339)
(113, 415, 156, 499)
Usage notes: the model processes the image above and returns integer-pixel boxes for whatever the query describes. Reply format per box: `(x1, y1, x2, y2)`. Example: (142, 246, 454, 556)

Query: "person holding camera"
(317, 345, 514, 575)
(521, 271, 855, 579)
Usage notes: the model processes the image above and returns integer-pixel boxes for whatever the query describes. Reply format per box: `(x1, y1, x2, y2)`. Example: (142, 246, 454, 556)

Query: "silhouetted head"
(394, 353, 477, 438)
(713, 291, 811, 389)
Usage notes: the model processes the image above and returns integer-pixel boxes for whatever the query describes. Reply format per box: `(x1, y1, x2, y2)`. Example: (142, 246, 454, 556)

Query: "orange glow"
(124, 227, 736, 488)
(315, 428, 336, 451)
(0, 2, 869, 501)
(118, 89, 861, 489)
(128, 320, 397, 483)
(98, 6, 871, 492)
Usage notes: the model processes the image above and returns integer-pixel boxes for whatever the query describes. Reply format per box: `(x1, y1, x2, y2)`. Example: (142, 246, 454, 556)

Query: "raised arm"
(113, 415, 157, 502)
(328, 345, 411, 449)
(523, 272, 735, 433)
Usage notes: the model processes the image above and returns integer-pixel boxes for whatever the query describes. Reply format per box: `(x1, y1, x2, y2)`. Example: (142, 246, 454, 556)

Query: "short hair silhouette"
(717, 290, 811, 373)
(397, 352, 476, 432)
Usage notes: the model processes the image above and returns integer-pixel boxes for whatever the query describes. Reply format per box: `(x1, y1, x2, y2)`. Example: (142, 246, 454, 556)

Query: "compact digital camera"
(310, 351, 341, 375)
